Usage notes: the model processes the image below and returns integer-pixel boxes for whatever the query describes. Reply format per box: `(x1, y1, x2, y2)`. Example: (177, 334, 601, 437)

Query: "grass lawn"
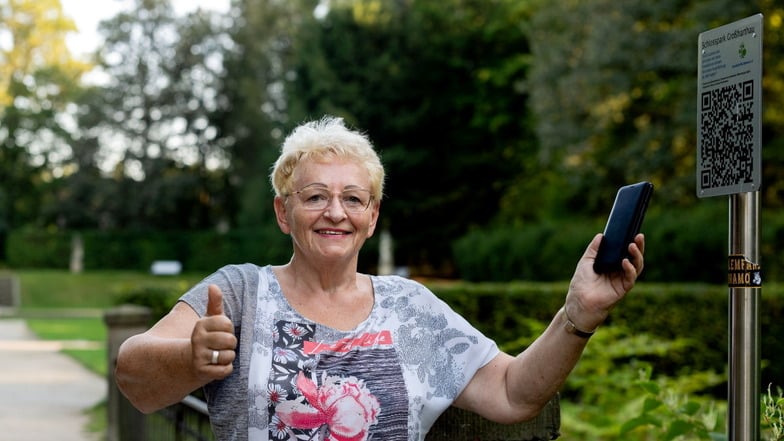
(14, 269, 204, 310)
(26, 317, 108, 376)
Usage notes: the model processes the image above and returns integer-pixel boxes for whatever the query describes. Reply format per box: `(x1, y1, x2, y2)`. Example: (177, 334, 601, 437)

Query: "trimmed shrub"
(452, 220, 601, 282)
(6, 227, 71, 269)
(430, 280, 783, 398)
(451, 201, 783, 284)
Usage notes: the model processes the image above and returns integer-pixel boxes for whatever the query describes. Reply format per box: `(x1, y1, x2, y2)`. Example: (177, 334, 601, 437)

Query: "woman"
(115, 116, 645, 441)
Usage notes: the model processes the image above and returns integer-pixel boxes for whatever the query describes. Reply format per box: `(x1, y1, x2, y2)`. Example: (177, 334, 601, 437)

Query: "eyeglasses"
(289, 185, 373, 213)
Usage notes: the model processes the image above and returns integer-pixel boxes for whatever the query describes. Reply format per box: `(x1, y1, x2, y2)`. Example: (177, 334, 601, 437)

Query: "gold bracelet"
(562, 307, 596, 339)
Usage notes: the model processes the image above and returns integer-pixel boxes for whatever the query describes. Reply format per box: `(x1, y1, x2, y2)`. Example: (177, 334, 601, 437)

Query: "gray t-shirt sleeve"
(179, 263, 260, 323)
(178, 263, 261, 441)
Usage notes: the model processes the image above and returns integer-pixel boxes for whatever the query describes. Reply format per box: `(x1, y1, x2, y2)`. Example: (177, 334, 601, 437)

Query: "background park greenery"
(2, 0, 784, 280)
(4, 0, 784, 438)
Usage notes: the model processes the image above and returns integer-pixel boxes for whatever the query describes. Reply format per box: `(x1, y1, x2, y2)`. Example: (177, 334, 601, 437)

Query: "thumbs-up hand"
(190, 284, 237, 382)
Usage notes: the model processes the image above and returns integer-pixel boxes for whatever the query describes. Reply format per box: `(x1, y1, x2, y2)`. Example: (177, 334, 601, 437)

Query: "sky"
(61, 0, 231, 58)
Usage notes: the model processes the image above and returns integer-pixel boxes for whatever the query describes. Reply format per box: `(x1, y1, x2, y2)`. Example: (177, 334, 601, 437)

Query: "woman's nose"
(322, 196, 348, 220)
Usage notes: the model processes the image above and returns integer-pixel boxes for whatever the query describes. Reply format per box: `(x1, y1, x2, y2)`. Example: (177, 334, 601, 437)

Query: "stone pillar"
(104, 305, 152, 441)
(0, 273, 20, 314)
(70, 233, 84, 274)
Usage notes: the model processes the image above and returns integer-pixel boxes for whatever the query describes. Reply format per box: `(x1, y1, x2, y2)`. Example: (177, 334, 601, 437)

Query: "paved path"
(0, 319, 106, 441)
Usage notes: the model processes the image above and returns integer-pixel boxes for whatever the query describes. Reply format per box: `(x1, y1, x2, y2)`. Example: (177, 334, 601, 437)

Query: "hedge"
(114, 275, 782, 400)
(6, 201, 784, 283)
(5, 223, 384, 275)
(428, 280, 783, 398)
(454, 202, 784, 283)
(6, 226, 292, 273)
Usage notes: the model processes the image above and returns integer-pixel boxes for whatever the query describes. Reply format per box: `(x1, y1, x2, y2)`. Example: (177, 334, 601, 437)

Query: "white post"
(378, 229, 394, 275)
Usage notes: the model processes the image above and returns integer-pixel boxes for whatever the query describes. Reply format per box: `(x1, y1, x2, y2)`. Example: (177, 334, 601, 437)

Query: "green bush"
(6, 227, 72, 269)
(451, 201, 784, 284)
(618, 365, 727, 441)
(452, 220, 601, 282)
(6, 198, 782, 283)
(642, 203, 727, 283)
(114, 285, 182, 323)
(187, 226, 291, 272)
(431, 281, 784, 400)
(763, 384, 784, 440)
(5, 228, 292, 272)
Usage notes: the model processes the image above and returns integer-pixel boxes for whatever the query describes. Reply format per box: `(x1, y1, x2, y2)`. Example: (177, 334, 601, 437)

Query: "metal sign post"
(729, 192, 760, 440)
(697, 14, 763, 440)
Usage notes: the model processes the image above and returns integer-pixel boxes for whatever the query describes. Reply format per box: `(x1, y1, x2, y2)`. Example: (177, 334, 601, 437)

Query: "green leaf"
(679, 400, 702, 416)
(664, 420, 694, 441)
(639, 380, 661, 395)
(620, 415, 661, 434)
(643, 397, 664, 413)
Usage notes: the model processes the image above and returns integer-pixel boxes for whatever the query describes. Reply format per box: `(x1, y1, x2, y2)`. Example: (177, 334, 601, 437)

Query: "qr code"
(699, 79, 755, 190)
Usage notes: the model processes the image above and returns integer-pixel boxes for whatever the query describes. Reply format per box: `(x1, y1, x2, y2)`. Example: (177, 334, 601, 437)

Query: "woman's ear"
(366, 201, 380, 238)
(274, 196, 291, 234)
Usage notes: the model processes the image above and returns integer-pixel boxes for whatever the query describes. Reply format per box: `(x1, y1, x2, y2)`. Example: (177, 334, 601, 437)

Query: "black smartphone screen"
(593, 181, 653, 274)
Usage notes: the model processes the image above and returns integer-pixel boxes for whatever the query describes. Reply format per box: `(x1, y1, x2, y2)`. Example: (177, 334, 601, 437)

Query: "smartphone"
(593, 181, 653, 274)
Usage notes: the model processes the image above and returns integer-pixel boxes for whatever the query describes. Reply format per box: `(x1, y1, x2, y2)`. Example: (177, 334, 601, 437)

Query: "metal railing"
(148, 396, 213, 441)
(106, 305, 560, 441)
(143, 394, 559, 441)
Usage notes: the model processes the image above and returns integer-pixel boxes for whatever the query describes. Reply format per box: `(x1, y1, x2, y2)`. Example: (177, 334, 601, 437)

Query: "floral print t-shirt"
(179, 264, 499, 441)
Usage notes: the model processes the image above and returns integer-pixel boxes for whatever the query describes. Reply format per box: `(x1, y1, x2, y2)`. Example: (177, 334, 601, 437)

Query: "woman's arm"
(115, 285, 237, 414)
(454, 233, 645, 423)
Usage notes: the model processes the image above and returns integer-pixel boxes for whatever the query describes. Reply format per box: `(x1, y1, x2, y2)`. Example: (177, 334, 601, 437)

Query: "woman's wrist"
(560, 306, 601, 339)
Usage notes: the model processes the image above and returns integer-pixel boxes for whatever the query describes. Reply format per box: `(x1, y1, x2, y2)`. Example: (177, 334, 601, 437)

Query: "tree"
(758, 1, 784, 209)
(217, 0, 318, 230)
(284, 0, 536, 274)
(525, 0, 776, 215)
(0, 0, 89, 256)
(55, 0, 235, 230)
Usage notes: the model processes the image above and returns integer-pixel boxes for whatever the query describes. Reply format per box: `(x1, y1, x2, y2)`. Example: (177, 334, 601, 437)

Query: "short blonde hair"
(270, 116, 385, 200)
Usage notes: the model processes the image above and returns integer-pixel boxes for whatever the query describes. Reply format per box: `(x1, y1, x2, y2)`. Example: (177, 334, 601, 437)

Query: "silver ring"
(211, 350, 219, 365)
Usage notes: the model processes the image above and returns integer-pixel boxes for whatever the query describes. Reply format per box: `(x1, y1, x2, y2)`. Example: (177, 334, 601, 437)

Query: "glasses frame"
(288, 185, 374, 213)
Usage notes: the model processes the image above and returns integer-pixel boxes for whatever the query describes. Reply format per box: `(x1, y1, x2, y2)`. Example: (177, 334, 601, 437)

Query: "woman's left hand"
(563, 233, 645, 332)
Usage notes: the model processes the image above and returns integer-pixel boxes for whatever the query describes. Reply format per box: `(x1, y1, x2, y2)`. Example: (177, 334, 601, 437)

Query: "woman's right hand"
(189, 284, 237, 382)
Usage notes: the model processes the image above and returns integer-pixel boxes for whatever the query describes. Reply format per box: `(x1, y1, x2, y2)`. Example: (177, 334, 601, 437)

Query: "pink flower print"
(276, 372, 381, 441)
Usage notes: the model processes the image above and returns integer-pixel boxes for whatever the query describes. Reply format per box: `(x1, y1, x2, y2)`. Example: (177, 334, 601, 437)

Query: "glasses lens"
(298, 188, 330, 210)
(295, 188, 371, 212)
(341, 190, 371, 212)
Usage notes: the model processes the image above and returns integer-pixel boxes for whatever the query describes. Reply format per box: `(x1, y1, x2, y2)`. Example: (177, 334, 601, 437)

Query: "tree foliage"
(47, 0, 235, 230)
(525, 0, 783, 216)
(216, 0, 317, 229)
(0, 0, 89, 256)
(4, 0, 784, 277)
(284, 0, 535, 272)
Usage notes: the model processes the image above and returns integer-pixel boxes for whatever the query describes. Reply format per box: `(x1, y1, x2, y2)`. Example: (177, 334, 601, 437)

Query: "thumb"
(206, 284, 225, 317)
(585, 233, 603, 258)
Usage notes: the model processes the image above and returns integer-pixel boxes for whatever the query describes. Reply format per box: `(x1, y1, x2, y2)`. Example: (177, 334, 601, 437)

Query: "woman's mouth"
(317, 229, 350, 236)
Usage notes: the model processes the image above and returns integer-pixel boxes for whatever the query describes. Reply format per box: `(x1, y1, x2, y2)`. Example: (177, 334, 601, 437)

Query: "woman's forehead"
(292, 157, 370, 186)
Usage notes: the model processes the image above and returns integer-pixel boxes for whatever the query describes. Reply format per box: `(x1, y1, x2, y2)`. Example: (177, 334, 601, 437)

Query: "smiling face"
(274, 157, 380, 268)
